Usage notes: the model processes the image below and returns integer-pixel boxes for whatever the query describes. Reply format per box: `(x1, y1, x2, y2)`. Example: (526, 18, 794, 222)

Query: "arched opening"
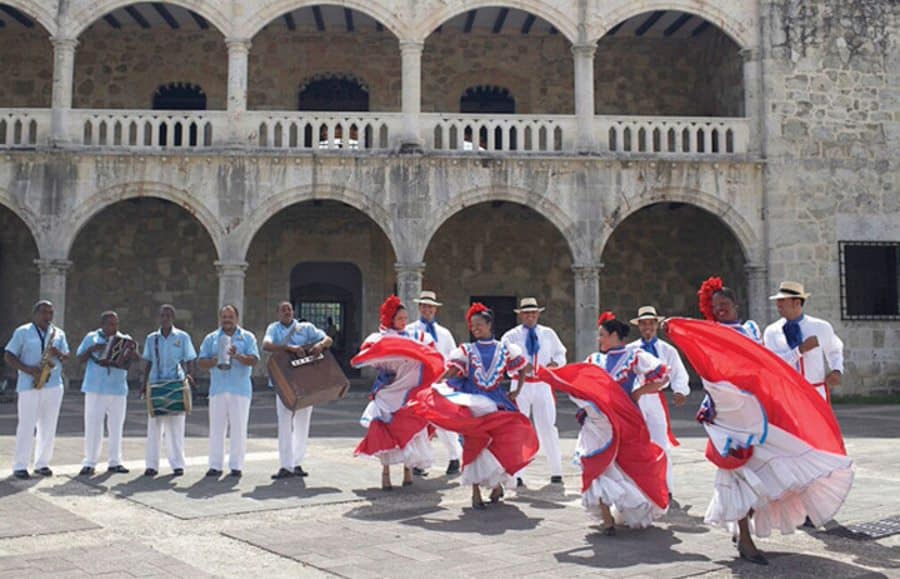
(423, 201, 574, 348)
(0, 204, 39, 382)
(423, 7, 572, 152)
(74, 3, 227, 110)
(290, 261, 361, 370)
(600, 202, 748, 319)
(297, 73, 370, 148)
(245, 200, 397, 372)
(152, 82, 207, 146)
(596, 11, 743, 117)
(0, 4, 52, 109)
(66, 198, 219, 381)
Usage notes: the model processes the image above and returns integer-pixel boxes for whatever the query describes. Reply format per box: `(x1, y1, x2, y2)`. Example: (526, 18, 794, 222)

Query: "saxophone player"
(4, 300, 70, 479)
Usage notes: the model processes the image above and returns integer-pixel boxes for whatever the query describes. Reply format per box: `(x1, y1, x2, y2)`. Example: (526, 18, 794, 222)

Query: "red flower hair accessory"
(698, 276, 724, 321)
(597, 311, 616, 326)
(466, 302, 489, 329)
(379, 295, 404, 329)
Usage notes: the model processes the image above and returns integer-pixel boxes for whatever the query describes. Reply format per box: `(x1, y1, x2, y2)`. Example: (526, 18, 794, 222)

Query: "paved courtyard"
(0, 390, 898, 578)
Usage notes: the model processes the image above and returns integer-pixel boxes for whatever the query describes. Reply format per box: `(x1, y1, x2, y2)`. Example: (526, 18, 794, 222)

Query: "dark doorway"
(291, 262, 363, 373)
(298, 75, 369, 112)
(152, 82, 207, 146)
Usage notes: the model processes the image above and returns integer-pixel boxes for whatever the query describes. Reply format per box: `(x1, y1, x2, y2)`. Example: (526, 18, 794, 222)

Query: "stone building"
(0, 0, 896, 394)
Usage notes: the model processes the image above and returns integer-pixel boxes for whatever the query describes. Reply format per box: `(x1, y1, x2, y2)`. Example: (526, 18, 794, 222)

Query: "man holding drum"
(141, 304, 197, 477)
(263, 301, 333, 480)
(198, 304, 259, 478)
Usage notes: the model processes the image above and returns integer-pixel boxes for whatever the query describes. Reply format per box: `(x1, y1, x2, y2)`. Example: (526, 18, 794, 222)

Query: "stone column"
(573, 263, 602, 361)
(50, 37, 78, 146)
(572, 42, 596, 153)
(399, 41, 424, 152)
(741, 48, 763, 155)
(745, 262, 769, 326)
(394, 262, 424, 310)
(216, 261, 248, 315)
(35, 259, 72, 327)
(226, 38, 252, 146)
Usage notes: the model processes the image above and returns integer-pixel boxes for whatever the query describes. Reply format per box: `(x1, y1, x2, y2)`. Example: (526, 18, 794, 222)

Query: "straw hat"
(630, 305, 665, 325)
(413, 290, 443, 307)
(769, 281, 811, 300)
(514, 297, 546, 313)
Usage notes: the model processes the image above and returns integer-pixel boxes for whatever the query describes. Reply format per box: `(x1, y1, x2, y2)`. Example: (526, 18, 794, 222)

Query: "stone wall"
(422, 201, 575, 354)
(599, 202, 749, 319)
(0, 30, 52, 107)
(243, 200, 396, 366)
(762, 0, 900, 395)
(64, 198, 219, 381)
(73, 26, 228, 109)
(595, 30, 744, 116)
(0, 207, 40, 383)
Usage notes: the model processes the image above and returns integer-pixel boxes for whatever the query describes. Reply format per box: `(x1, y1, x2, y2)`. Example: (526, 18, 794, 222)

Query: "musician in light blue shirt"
(4, 300, 70, 479)
(262, 301, 332, 479)
(197, 304, 259, 477)
(75, 311, 138, 476)
(140, 304, 197, 477)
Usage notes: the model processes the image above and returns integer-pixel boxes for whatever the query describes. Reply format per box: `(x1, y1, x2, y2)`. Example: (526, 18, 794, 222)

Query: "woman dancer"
(416, 303, 537, 509)
(353, 296, 438, 490)
(678, 278, 854, 565)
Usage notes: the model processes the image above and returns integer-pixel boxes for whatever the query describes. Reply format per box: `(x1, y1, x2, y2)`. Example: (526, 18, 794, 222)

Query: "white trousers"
(434, 427, 462, 461)
(13, 387, 64, 471)
(145, 414, 186, 471)
(516, 381, 563, 476)
(83, 393, 128, 467)
(276, 397, 312, 470)
(208, 393, 251, 471)
(639, 394, 674, 493)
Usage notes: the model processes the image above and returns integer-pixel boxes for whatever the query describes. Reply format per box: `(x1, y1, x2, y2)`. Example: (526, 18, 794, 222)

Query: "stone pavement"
(0, 391, 898, 578)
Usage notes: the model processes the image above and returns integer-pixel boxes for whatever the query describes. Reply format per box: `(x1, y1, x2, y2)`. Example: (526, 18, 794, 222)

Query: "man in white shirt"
(628, 306, 690, 493)
(501, 297, 565, 486)
(763, 281, 843, 402)
(4, 300, 70, 479)
(406, 291, 462, 475)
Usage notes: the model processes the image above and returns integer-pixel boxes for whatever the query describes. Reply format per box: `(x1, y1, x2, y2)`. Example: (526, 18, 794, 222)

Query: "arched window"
(298, 75, 369, 112)
(152, 83, 207, 111)
(460, 86, 515, 114)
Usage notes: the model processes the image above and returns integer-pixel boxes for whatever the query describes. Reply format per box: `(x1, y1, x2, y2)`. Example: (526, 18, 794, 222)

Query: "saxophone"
(34, 327, 57, 390)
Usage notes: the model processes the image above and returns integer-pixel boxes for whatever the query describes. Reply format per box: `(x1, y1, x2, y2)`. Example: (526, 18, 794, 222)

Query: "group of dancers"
(4, 277, 853, 565)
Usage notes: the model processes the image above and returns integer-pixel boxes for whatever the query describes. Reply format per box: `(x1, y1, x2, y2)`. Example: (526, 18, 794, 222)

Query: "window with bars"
(839, 241, 900, 320)
(297, 302, 344, 333)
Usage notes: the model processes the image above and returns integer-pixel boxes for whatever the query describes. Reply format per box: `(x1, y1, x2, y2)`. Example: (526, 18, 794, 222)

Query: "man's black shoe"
(550, 475, 564, 484)
(516, 477, 525, 488)
(271, 468, 294, 480)
(205, 468, 222, 477)
(173, 468, 184, 477)
(107, 465, 130, 474)
(445, 460, 461, 475)
(79, 466, 95, 476)
(293, 466, 309, 477)
(229, 469, 242, 478)
(34, 467, 53, 477)
(144, 468, 158, 477)
(412, 467, 427, 477)
(12, 469, 29, 480)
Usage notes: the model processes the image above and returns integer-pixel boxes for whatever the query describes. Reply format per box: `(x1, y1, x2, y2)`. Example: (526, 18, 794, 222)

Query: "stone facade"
(0, 0, 896, 395)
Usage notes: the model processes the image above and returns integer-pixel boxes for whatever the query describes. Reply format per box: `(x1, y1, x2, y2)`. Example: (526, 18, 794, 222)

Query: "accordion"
(267, 349, 350, 411)
(99, 334, 137, 369)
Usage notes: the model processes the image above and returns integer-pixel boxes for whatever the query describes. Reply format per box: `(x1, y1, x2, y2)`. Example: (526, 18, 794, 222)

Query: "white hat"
(514, 297, 546, 313)
(413, 290, 443, 307)
(630, 306, 665, 325)
(769, 281, 811, 301)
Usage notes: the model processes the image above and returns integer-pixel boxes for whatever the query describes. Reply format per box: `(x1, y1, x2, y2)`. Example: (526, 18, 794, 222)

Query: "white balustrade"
(244, 112, 402, 151)
(0, 109, 50, 148)
(422, 113, 575, 153)
(69, 110, 226, 149)
(597, 116, 750, 155)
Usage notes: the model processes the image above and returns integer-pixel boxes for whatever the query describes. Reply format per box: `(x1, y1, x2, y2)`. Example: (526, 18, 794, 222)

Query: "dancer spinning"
(675, 277, 855, 565)
(352, 296, 441, 490)
(575, 312, 670, 532)
(415, 303, 538, 509)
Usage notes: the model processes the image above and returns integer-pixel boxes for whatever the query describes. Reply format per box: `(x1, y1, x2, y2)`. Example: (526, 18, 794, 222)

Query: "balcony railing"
(0, 108, 751, 156)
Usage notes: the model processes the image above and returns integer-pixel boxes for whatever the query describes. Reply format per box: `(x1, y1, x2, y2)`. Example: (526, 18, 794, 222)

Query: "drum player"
(141, 304, 197, 477)
(263, 301, 333, 480)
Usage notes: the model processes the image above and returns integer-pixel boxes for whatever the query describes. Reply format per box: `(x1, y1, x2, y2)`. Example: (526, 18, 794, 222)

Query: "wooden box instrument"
(267, 349, 350, 411)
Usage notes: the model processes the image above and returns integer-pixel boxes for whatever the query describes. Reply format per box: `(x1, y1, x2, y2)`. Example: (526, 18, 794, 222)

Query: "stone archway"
(0, 203, 40, 363)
